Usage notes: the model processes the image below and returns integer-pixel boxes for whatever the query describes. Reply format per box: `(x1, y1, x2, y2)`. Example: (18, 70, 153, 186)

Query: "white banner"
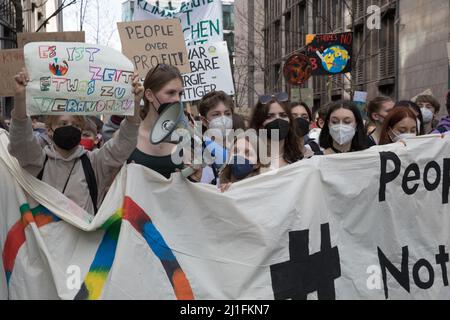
(1, 130, 450, 300)
(182, 41, 234, 102)
(24, 42, 135, 116)
(134, 0, 223, 46)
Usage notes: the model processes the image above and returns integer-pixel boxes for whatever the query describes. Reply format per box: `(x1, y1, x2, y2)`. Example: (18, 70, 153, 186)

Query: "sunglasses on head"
(259, 92, 289, 105)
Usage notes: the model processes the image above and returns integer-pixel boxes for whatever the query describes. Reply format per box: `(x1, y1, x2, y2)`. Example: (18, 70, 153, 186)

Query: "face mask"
(80, 138, 95, 151)
(157, 102, 173, 115)
(390, 130, 416, 143)
(265, 119, 290, 141)
(295, 118, 310, 137)
(209, 116, 233, 134)
(421, 107, 433, 124)
(230, 155, 255, 180)
(52, 126, 82, 151)
(329, 124, 356, 146)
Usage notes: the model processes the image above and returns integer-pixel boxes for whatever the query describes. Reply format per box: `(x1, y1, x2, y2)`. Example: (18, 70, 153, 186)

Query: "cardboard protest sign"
(118, 19, 191, 79)
(306, 32, 353, 75)
(0, 49, 25, 97)
(17, 32, 85, 48)
(24, 42, 135, 116)
(182, 41, 234, 102)
(134, 0, 223, 46)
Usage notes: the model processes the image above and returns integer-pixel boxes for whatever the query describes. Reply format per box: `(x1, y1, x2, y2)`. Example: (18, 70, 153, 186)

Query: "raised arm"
(7, 69, 45, 175)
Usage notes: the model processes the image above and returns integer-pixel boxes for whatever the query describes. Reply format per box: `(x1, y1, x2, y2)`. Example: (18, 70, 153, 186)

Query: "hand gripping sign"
(24, 42, 135, 116)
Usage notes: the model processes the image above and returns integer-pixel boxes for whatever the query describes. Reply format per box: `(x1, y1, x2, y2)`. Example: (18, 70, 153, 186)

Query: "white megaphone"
(150, 102, 203, 178)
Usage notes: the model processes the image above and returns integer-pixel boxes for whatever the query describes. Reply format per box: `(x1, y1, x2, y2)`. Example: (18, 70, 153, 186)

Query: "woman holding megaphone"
(127, 63, 202, 181)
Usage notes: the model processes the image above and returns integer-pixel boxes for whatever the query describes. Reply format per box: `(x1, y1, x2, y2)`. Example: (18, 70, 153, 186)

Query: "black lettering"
(402, 164, 420, 195)
(379, 152, 401, 202)
(424, 161, 441, 191)
(135, 25, 143, 39)
(125, 26, 134, 39)
(435, 245, 449, 287)
(378, 246, 410, 299)
(443, 159, 450, 204)
(412, 259, 434, 290)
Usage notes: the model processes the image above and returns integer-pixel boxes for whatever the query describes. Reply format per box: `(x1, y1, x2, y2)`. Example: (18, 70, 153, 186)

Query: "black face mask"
(264, 119, 290, 141)
(52, 126, 82, 151)
(157, 102, 173, 115)
(295, 118, 311, 137)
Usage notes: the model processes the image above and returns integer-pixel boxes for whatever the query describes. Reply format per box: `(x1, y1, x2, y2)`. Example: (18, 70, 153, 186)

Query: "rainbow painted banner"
(1, 129, 450, 300)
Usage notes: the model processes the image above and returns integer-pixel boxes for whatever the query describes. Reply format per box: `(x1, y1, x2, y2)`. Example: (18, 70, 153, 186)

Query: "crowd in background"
(1, 64, 449, 215)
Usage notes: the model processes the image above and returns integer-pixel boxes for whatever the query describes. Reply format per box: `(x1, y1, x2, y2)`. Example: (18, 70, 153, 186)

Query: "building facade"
(263, 0, 450, 114)
(233, 0, 265, 115)
(22, 0, 62, 32)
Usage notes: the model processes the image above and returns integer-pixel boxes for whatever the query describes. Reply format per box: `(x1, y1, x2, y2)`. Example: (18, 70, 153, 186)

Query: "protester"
(198, 91, 235, 185)
(394, 100, 425, 135)
(250, 92, 303, 172)
(126, 64, 202, 182)
(288, 102, 321, 157)
(379, 107, 418, 145)
(219, 133, 261, 192)
(80, 118, 100, 151)
(309, 103, 330, 147)
(366, 96, 395, 145)
(87, 116, 104, 148)
(432, 91, 450, 134)
(7, 68, 143, 216)
(319, 100, 368, 155)
(415, 95, 441, 134)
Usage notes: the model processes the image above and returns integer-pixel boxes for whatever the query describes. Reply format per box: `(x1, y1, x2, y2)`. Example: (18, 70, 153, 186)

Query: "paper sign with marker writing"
(118, 19, 191, 79)
(182, 41, 234, 102)
(24, 42, 135, 116)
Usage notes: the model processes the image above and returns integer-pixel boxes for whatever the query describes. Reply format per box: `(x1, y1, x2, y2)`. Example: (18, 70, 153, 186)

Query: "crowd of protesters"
(0, 65, 449, 215)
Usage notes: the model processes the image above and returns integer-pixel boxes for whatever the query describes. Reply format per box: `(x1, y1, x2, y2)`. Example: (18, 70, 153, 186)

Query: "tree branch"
(36, 0, 77, 32)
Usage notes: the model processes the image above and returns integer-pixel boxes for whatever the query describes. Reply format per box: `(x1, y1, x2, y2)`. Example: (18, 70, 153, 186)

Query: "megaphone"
(150, 102, 204, 178)
(150, 102, 193, 145)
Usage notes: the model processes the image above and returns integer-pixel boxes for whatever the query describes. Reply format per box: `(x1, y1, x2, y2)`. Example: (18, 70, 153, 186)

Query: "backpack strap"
(37, 153, 98, 215)
(37, 155, 49, 181)
(80, 154, 98, 215)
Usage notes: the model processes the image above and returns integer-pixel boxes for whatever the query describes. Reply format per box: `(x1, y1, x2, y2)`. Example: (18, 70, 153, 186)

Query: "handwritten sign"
(24, 42, 135, 116)
(118, 19, 190, 79)
(135, 0, 223, 46)
(17, 31, 85, 48)
(306, 32, 353, 75)
(0, 49, 25, 97)
(182, 41, 234, 102)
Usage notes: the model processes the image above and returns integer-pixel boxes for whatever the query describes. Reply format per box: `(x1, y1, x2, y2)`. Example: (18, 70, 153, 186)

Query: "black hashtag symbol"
(270, 223, 341, 300)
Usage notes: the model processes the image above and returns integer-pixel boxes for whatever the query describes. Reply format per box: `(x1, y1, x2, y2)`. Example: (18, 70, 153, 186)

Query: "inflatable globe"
(321, 45, 350, 73)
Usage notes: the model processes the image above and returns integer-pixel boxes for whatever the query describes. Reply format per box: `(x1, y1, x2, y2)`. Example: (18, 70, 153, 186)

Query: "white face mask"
(390, 130, 416, 143)
(421, 107, 434, 124)
(208, 116, 233, 133)
(329, 124, 356, 146)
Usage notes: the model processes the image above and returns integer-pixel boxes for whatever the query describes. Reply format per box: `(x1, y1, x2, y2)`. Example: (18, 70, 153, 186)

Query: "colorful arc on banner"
(2, 198, 194, 300)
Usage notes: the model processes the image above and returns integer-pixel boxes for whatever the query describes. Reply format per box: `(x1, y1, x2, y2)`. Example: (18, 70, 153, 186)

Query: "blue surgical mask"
(230, 155, 255, 180)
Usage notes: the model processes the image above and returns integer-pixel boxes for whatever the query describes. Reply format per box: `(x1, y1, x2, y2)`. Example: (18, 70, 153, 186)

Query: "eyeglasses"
(259, 92, 289, 105)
